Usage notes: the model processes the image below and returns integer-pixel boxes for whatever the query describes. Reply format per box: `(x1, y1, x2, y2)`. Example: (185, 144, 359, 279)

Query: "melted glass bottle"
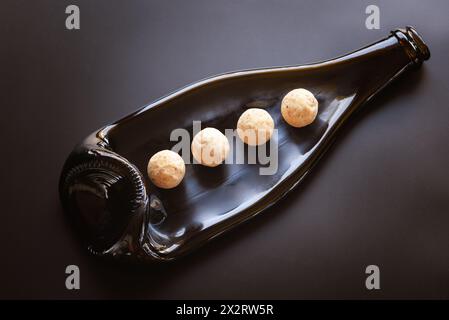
(60, 27, 430, 262)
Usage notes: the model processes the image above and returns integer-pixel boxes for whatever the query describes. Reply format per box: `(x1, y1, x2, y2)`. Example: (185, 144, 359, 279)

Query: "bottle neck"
(326, 26, 429, 103)
(333, 26, 430, 68)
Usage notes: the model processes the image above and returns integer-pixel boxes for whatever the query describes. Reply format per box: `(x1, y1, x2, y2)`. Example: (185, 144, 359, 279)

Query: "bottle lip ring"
(392, 26, 431, 65)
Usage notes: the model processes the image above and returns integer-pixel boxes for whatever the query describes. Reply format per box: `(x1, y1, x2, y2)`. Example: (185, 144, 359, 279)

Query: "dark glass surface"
(59, 27, 430, 262)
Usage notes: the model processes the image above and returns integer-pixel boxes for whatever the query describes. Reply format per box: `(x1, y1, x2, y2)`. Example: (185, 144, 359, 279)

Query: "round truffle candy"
(147, 150, 185, 189)
(236, 108, 274, 146)
(191, 127, 230, 167)
(281, 88, 318, 128)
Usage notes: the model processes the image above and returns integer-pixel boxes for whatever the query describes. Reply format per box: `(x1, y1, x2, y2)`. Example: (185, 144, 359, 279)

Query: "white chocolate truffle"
(236, 108, 274, 146)
(191, 127, 230, 167)
(281, 88, 318, 128)
(147, 150, 185, 189)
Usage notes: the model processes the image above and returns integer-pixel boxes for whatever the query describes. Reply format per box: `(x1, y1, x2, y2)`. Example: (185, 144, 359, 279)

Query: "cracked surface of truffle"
(191, 127, 230, 167)
(281, 88, 318, 128)
(236, 108, 274, 146)
(147, 150, 185, 189)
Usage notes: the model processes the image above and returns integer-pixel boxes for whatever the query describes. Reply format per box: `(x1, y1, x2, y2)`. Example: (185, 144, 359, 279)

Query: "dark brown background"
(1, 0, 448, 299)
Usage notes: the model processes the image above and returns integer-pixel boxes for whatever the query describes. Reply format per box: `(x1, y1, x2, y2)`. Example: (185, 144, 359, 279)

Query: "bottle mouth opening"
(392, 26, 431, 65)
